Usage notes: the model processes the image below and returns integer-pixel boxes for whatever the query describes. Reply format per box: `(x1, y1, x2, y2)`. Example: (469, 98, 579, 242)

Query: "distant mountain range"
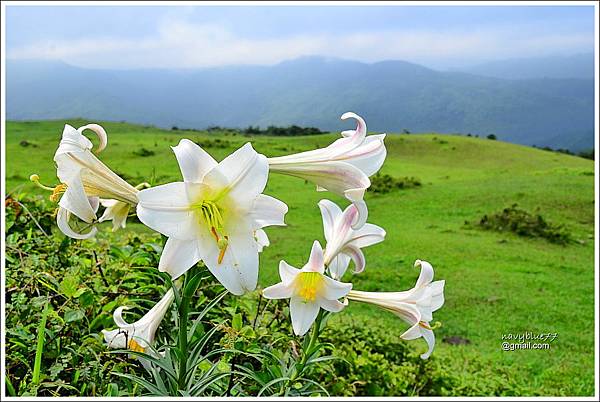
(6, 55, 595, 151)
(453, 53, 594, 80)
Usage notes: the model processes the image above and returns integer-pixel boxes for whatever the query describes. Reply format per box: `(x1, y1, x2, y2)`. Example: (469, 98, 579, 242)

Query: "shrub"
(471, 204, 571, 244)
(370, 173, 422, 194)
(132, 148, 155, 157)
(195, 138, 232, 149)
(577, 149, 594, 160)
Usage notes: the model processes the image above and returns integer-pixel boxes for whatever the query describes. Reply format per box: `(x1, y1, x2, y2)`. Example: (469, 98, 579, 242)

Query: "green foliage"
(533, 145, 595, 160)
(316, 316, 530, 396)
(4, 196, 336, 396)
(5, 195, 162, 396)
(369, 172, 421, 194)
(473, 204, 572, 244)
(132, 148, 156, 157)
(195, 138, 231, 149)
(241, 125, 324, 136)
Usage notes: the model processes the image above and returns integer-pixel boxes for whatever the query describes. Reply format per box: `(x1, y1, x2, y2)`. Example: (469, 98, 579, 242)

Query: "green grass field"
(4, 119, 596, 395)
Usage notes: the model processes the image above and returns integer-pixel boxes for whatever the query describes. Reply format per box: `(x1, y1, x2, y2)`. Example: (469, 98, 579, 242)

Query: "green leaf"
(106, 383, 119, 397)
(240, 326, 256, 338)
(232, 313, 243, 331)
(73, 288, 87, 298)
(64, 309, 84, 323)
(77, 290, 95, 307)
(58, 274, 80, 298)
(32, 303, 51, 385)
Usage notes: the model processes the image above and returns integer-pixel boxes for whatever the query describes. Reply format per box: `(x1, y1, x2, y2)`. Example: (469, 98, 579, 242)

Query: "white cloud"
(7, 18, 594, 69)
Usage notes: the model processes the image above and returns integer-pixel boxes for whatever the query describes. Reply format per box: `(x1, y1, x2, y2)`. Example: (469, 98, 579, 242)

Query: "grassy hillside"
(5, 119, 596, 395)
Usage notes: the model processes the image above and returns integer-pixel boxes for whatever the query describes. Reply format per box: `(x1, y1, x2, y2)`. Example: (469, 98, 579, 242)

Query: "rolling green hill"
(4, 119, 596, 395)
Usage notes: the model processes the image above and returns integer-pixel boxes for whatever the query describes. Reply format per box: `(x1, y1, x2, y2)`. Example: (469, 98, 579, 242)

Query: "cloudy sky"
(5, 4, 596, 70)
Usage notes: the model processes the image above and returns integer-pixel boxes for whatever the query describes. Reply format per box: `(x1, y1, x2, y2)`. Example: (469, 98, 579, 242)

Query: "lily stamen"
(30, 174, 56, 191)
(29, 174, 69, 202)
(430, 321, 443, 330)
(50, 184, 68, 202)
(418, 321, 432, 330)
(210, 226, 220, 242)
(128, 338, 146, 353)
(217, 235, 229, 264)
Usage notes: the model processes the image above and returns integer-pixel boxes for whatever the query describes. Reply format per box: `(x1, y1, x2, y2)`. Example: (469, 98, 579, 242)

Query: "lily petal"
(290, 297, 321, 336)
(322, 275, 353, 299)
(344, 192, 368, 229)
(136, 182, 205, 240)
(349, 223, 387, 248)
(203, 142, 268, 205)
(56, 124, 93, 154)
(279, 260, 300, 285)
(55, 154, 97, 223)
(112, 306, 132, 328)
(327, 252, 351, 280)
(318, 199, 343, 242)
(254, 229, 270, 252)
(99, 198, 130, 231)
(430, 280, 446, 311)
(420, 326, 436, 359)
(250, 194, 288, 228)
(158, 238, 203, 280)
(262, 282, 294, 299)
(305, 241, 325, 274)
(344, 244, 366, 274)
(340, 112, 367, 143)
(57, 208, 97, 239)
(344, 134, 387, 177)
(203, 226, 259, 295)
(172, 139, 217, 183)
(78, 123, 108, 153)
(271, 161, 370, 200)
(318, 297, 347, 313)
(414, 260, 435, 289)
(102, 328, 128, 349)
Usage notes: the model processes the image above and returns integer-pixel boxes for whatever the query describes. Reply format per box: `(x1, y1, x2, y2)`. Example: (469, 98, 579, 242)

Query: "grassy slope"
(5, 119, 596, 395)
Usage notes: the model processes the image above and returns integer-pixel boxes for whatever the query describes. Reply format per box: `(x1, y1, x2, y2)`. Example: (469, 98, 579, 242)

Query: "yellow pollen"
(295, 272, 325, 302)
(210, 226, 220, 242)
(49, 184, 68, 202)
(128, 338, 145, 353)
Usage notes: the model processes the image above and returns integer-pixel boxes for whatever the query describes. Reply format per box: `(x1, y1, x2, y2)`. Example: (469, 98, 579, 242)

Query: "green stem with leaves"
(173, 274, 190, 391)
(178, 292, 189, 390)
(301, 310, 324, 367)
(285, 309, 325, 393)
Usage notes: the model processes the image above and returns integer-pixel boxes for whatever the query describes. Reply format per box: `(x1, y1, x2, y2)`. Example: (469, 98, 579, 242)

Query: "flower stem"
(177, 277, 189, 391)
(302, 310, 323, 366)
(287, 309, 324, 392)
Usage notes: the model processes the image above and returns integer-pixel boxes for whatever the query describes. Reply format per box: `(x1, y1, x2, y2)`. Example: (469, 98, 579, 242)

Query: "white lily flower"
(102, 288, 175, 368)
(136, 140, 288, 295)
(51, 124, 138, 239)
(262, 241, 352, 336)
(98, 198, 131, 231)
(98, 183, 150, 231)
(319, 200, 386, 279)
(267, 112, 386, 229)
(346, 260, 445, 359)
